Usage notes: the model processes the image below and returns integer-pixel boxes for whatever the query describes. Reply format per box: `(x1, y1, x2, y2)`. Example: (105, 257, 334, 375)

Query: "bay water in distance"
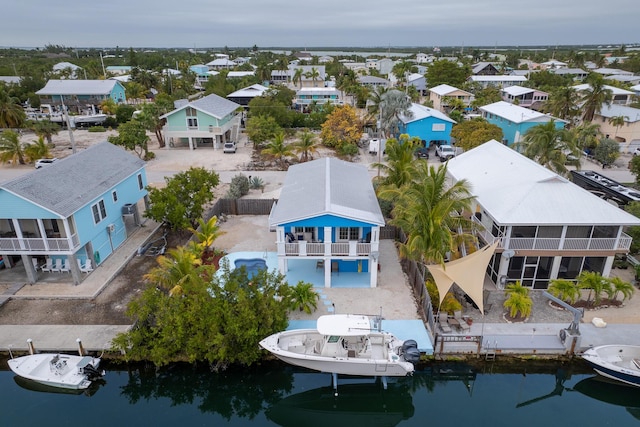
(2, 360, 640, 426)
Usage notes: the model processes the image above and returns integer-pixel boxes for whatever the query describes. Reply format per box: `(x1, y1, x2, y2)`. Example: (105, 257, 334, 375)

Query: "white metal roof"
(227, 84, 268, 98)
(268, 157, 384, 227)
(469, 75, 527, 82)
(479, 101, 562, 124)
(36, 79, 120, 95)
(400, 103, 455, 124)
(446, 140, 640, 226)
(429, 84, 470, 96)
(573, 83, 634, 96)
(597, 104, 640, 122)
(501, 85, 535, 96)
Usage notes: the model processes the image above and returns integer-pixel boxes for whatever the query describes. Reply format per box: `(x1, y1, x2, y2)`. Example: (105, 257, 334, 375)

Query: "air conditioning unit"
(107, 224, 115, 233)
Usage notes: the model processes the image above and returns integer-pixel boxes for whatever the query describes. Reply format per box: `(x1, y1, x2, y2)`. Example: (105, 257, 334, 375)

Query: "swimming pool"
(234, 258, 267, 278)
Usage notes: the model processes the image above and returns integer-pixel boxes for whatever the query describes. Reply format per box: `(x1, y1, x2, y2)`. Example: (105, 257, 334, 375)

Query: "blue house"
(398, 103, 456, 145)
(269, 158, 385, 288)
(160, 93, 241, 150)
(479, 101, 566, 146)
(36, 80, 127, 114)
(0, 142, 148, 285)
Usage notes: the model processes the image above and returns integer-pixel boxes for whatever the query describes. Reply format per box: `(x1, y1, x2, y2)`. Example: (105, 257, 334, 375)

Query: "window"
(92, 200, 107, 224)
(137, 173, 144, 190)
(112, 190, 118, 203)
(338, 227, 359, 241)
(432, 123, 445, 132)
(187, 118, 198, 128)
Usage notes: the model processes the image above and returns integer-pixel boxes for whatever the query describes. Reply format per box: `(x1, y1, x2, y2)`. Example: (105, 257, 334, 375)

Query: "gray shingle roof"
(1, 142, 146, 217)
(269, 157, 384, 227)
(164, 93, 240, 119)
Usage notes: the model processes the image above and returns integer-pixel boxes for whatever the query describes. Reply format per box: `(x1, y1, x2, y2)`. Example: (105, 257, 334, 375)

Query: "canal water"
(2, 361, 640, 426)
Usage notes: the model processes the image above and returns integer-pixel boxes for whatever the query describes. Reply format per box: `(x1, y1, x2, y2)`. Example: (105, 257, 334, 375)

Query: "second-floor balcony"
(279, 241, 372, 257)
(0, 233, 80, 254)
(476, 227, 633, 252)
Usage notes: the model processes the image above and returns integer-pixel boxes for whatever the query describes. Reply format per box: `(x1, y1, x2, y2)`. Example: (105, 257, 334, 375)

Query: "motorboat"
(582, 345, 640, 387)
(259, 314, 419, 378)
(8, 353, 105, 390)
(72, 113, 108, 126)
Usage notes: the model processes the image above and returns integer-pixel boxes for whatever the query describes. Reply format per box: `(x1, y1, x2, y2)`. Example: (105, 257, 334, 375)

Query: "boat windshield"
(327, 336, 340, 343)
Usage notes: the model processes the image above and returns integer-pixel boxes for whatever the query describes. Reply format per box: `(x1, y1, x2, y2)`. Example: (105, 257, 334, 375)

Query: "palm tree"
(544, 86, 580, 125)
(366, 86, 388, 124)
(293, 130, 319, 162)
(188, 217, 225, 261)
(27, 119, 60, 144)
(0, 89, 27, 128)
(372, 136, 418, 189)
(380, 162, 477, 266)
(24, 136, 52, 163)
(571, 122, 601, 153)
(581, 74, 613, 122)
(608, 115, 628, 139)
(503, 281, 533, 319)
(261, 131, 293, 169)
(577, 270, 612, 307)
(548, 279, 581, 304)
(144, 246, 212, 297)
(99, 98, 118, 115)
(292, 68, 304, 89)
(517, 121, 580, 177)
(608, 276, 634, 303)
(304, 67, 321, 87)
(0, 130, 26, 165)
(380, 89, 413, 138)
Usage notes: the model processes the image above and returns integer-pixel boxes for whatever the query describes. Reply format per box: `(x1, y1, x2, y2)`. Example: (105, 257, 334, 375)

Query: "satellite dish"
(502, 250, 515, 259)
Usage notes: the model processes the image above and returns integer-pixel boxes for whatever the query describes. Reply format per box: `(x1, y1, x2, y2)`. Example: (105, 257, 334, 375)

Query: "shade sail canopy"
(427, 242, 499, 315)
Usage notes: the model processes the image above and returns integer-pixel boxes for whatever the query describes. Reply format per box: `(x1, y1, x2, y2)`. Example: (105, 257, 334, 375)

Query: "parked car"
(223, 142, 237, 153)
(368, 138, 386, 155)
(634, 147, 640, 157)
(35, 158, 58, 168)
(436, 145, 456, 162)
(415, 147, 429, 159)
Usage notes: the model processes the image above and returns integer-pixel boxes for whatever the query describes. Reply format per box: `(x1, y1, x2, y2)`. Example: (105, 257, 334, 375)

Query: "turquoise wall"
(399, 116, 453, 143)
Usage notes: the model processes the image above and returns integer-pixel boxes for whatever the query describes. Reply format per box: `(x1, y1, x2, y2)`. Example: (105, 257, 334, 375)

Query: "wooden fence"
(207, 198, 276, 218)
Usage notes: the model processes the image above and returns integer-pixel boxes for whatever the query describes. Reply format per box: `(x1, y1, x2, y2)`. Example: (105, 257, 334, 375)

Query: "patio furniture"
(454, 310, 470, 332)
(41, 258, 54, 273)
(438, 312, 452, 333)
(59, 259, 71, 273)
(51, 259, 63, 273)
(31, 258, 41, 271)
(78, 258, 93, 274)
(316, 260, 324, 271)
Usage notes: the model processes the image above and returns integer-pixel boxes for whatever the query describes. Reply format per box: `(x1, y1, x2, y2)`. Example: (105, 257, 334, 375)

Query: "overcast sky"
(4, 0, 637, 49)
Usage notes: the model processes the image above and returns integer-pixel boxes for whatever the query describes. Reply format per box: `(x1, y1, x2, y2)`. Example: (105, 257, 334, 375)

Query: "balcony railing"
(0, 234, 80, 253)
(280, 241, 372, 257)
(478, 234, 632, 252)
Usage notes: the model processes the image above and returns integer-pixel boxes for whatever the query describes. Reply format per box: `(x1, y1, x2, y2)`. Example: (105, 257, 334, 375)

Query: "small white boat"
(259, 314, 419, 377)
(582, 345, 640, 387)
(8, 353, 104, 390)
(73, 113, 108, 126)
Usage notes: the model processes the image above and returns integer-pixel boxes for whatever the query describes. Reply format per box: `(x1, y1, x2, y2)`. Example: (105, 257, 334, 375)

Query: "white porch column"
(22, 254, 38, 284)
(323, 227, 332, 256)
(602, 256, 615, 278)
(369, 255, 378, 288)
(188, 136, 195, 150)
(276, 227, 286, 256)
(324, 260, 331, 288)
(549, 256, 562, 280)
(278, 257, 288, 275)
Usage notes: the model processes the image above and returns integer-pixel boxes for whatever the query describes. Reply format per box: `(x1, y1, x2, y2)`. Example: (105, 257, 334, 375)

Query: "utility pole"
(59, 95, 76, 154)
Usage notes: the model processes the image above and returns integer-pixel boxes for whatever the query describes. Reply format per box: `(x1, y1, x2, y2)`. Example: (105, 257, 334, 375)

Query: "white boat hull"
(8, 354, 103, 390)
(260, 317, 416, 378)
(582, 345, 640, 388)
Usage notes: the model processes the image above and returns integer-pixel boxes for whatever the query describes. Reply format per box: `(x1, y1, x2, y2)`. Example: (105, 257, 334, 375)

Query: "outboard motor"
(401, 340, 420, 364)
(82, 364, 105, 380)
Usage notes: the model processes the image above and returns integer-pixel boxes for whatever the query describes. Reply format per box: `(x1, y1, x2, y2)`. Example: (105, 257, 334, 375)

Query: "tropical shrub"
(503, 281, 533, 319)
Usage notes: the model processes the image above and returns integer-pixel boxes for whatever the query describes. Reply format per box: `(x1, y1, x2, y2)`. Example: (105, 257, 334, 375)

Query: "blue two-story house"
(36, 80, 127, 114)
(269, 157, 385, 288)
(0, 142, 148, 285)
(479, 101, 566, 146)
(398, 103, 456, 145)
(160, 93, 241, 150)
